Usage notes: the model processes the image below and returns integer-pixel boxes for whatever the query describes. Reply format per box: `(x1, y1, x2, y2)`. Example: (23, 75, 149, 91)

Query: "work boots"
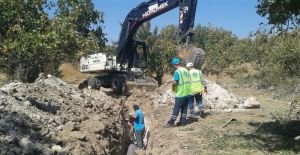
(164, 121, 174, 128)
(200, 110, 205, 118)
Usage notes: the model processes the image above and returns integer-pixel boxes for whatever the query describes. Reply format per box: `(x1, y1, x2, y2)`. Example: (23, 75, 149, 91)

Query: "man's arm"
(129, 112, 137, 119)
(199, 70, 207, 92)
(173, 71, 180, 84)
(172, 71, 179, 91)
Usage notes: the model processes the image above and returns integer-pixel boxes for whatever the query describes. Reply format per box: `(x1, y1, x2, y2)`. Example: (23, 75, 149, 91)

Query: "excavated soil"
(0, 74, 130, 155)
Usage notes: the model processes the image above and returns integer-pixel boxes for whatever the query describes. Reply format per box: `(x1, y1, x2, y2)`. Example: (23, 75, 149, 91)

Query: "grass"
(58, 63, 92, 84)
(0, 72, 8, 86)
(205, 120, 300, 154)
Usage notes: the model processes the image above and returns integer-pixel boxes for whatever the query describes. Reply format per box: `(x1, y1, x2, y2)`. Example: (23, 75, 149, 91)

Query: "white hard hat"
(186, 62, 193, 67)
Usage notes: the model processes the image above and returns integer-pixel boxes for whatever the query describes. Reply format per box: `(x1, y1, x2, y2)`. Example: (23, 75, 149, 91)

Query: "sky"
(93, 0, 267, 43)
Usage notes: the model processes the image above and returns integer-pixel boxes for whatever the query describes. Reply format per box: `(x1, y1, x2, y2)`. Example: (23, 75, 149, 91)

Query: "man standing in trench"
(129, 104, 145, 149)
(165, 58, 192, 127)
(186, 62, 207, 118)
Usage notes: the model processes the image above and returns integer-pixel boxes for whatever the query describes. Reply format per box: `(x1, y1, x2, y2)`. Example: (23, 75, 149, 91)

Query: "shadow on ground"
(243, 120, 300, 153)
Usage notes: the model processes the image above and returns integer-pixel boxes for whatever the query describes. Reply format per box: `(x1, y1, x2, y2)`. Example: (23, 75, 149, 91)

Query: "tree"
(57, 0, 107, 46)
(135, 22, 152, 41)
(135, 23, 178, 84)
(193, 25, 237, 73)
(148, 39, 177, 84)
(159, 25, 178, 42)
(0, 0, 106, 82)
(257, 0, 300, 34)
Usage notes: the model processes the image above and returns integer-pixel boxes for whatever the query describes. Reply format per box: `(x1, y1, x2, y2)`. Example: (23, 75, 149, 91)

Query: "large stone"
(23, 101, 32, 107)
(54, 116, 67, 125)
(19, 137, 36, 153)
(243, 97, 260, 109)
(63, 122, 77, 131)
(19, 137, 32, 148)
(0, 83, 18, 94)
(70, 131, 87, 141)
(51, 145, 62, 153)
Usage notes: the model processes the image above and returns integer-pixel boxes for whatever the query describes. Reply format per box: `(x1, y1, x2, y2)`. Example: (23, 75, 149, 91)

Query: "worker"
(186, 62, 207, 118)
(129, 104, 145, 149)
(165, 58, 192, 127)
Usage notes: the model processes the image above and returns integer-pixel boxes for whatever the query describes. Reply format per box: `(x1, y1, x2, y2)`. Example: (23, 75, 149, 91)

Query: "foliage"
(193, 25, 238, 73)
(259, 34, 300, 86)
(191, 23, 300, 91)
(159, 24, 179, 42)
(148, 39, 177, 83)
(135, 23, 177, 84)
(256, 0, 300, 34)
(135, 22, 300, 89)
(0, 0, 106, 82)
(135, 22, 152, 41)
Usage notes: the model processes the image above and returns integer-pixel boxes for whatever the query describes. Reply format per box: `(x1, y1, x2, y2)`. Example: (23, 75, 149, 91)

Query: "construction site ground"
(125, 74, 298, 155)
(0, 64, 299, 155)
(59, 64, 300, 155)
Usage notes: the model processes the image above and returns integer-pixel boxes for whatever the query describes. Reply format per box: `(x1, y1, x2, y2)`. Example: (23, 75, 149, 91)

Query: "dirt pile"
(204, 80, 243, 111)
(153, 80, 255, 112)
(0, 74, 128, 155)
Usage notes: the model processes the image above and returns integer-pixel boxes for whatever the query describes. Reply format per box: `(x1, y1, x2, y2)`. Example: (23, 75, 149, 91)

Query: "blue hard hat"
(171, 58, 181, 65)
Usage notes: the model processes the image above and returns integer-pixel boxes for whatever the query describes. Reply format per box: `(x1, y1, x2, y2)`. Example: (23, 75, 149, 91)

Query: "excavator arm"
(116, 0, 198, 68)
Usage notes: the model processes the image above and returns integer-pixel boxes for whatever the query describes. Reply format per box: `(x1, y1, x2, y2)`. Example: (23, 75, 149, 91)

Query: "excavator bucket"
(178, 46, 206, 68)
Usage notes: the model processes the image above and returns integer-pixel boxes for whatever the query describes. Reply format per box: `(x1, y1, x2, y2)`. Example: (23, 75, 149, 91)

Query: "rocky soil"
(141, 80, 260, 112)
(0, 73, 265, 155)
(0, 74, 130, 155)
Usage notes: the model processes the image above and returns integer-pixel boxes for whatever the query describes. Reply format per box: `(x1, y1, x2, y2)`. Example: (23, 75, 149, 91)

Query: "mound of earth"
(138, 80, 256, 112)
(0, 74, 129, 155)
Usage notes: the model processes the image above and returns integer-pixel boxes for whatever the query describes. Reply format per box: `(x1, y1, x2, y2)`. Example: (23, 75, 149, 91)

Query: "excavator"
(79, 0, 205, 94)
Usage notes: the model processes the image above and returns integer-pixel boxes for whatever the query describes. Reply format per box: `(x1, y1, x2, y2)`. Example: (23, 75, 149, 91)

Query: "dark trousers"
(168, 96, 189, 124)
(135, 129, 145, 149)
(189, 92, 203, 115)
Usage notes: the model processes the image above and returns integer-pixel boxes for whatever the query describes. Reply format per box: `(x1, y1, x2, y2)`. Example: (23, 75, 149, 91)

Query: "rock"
(243, 97, 260, 109)
(5, 135, 18, 144)
(19, 137, 32, 148)
(41, 128, 50, 136)
(294, 135, 300, 141)
(63, 122, 76, 131)
(38, 73, 46, 79)
(56, 125, 64, 131)
(0, 83, 18, 94)
(96, 134, 101, 139)
(54, 117, 66, 125)
(23, 101, 32, 107)
(0, 75, 126, 154)
(19, 137, 36, 153)
(70, 131, 87, 141)
(52, 145, 62, 153)
(42, 148, 52, 155)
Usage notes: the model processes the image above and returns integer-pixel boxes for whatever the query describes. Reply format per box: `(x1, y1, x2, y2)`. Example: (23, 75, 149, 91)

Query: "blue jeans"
(189, 93, 203, 115)
(168, 96, 189, 124)
(135, 129, 144, 149)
